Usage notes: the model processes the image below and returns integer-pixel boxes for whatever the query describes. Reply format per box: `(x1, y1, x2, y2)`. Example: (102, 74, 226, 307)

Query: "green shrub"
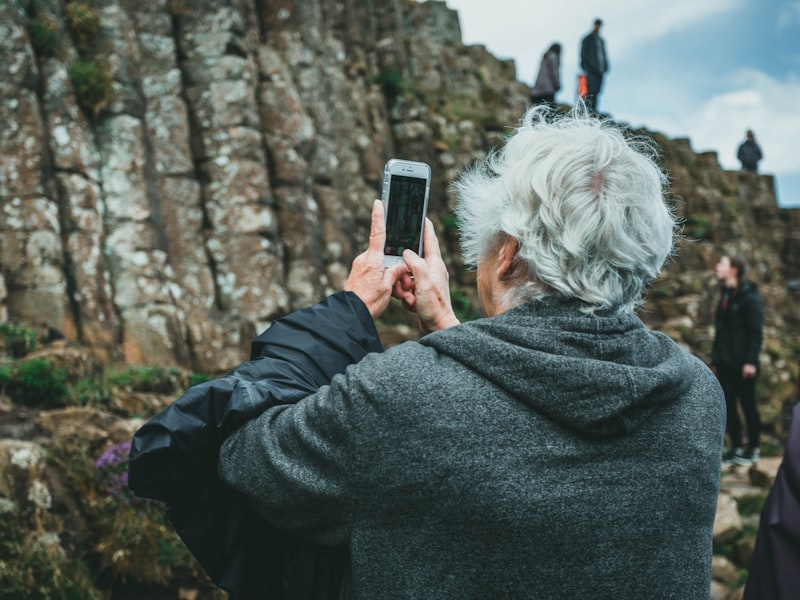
(728, 569, 748, 590)
(27, 16, 60, 57)
(188, 372, 212, 387)
(68, 377, 111, 408)
(375, 68, 411, 103)
(10, 358, 68, 406)
(0, 500, 100, 600)
(0, 363, 12, 389)
(106, 365, 181, 394)
(91, 442, 197, 585)
(375, 68, 404, 100)
(0, 322, 38, 358)
(65, 1, 100, 50)
(94, 497, 197, 585)
(0, 499, 21, 558)
(713, 539, 734, 561)
(682, 216, 713, 240)
(46, 437, 200, 590)
(736, 492, 768, 517)
(441, 214, 459, 232)
(69, 60, 113, 114)
(451, 289, 480, 323)
(426, 92, 501, 129)
(48, 436, 99, 507)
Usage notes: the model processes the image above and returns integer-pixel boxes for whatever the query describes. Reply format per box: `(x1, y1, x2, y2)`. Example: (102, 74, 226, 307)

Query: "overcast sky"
(442, 0, 800, 207)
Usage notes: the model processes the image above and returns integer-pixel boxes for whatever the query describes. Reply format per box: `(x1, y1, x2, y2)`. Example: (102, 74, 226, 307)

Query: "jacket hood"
(421, 296, 693, 439)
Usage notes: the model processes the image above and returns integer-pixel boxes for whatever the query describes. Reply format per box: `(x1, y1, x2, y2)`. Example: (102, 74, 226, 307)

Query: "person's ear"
(497, 236, 521, 281)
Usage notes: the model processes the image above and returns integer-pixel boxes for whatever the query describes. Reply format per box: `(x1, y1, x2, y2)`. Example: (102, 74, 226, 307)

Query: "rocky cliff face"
(1, 0, 524, 373)
(2, 1, 800, 599)
(1, 0, 798, 380)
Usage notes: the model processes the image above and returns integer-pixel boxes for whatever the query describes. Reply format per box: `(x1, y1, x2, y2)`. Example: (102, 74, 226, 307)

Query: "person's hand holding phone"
(345, 200, 409, 318)
(393, 218, 460, 334)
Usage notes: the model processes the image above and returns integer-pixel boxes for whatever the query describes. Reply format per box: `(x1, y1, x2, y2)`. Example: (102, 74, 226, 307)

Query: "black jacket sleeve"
(742, 288, 763, 366)
(127, 291, 382, 599)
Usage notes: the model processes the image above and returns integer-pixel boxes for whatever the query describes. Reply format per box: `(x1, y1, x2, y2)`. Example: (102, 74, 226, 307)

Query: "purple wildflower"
(95, 441, 135, 502)
(94, 440, 132, 471)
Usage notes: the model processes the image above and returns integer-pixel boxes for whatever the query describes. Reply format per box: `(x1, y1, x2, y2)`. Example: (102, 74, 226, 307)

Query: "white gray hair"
(453, 105, 677, 313)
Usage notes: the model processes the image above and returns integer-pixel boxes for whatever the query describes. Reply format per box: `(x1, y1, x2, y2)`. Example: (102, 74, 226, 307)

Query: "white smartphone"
(381, 159, 432, 267)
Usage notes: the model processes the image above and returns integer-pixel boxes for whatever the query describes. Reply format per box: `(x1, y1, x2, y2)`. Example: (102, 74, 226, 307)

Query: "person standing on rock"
(580, 18, 609, 113)
(737, 130, 763, 173)
(529, 43, 561, 107)
(712, 254, 764, 466)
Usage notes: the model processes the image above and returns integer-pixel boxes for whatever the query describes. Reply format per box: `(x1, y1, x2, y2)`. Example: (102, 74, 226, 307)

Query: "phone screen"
(384, 174, 427, 257)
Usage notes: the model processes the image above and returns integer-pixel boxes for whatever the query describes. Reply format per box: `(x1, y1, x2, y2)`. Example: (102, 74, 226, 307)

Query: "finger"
(402, 249, 428, 280)
(384, 262, 408, 288)
(368, 199, 386, 255)
(421, 218, 442, 261)
(392, 281, 417, 311)
(396, 270, 415, 292)
(391, 271, 413, 296)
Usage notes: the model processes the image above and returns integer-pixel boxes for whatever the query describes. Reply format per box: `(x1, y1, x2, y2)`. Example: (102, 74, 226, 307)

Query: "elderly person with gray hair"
(217, 107, 725, 598)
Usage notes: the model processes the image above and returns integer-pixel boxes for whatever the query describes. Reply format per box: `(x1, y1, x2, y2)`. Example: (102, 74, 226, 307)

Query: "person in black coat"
(711, 253, 764, 466)
(580, 18, 609, 113)
(737, 130, 763, 173)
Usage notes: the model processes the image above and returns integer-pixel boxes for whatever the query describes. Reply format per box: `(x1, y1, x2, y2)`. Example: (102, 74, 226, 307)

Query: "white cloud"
(672, 70, 800, 175)
(443, 0, 744, 83)
(585, 0, 745, 55)
(618, 68, 800, 206)
(777, 1, 800, 27)
(439, 0, 800, 206)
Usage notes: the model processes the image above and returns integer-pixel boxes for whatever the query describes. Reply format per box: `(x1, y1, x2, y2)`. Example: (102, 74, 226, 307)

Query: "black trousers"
(584, 71, 604, 112)
(717, 365, 761, 450)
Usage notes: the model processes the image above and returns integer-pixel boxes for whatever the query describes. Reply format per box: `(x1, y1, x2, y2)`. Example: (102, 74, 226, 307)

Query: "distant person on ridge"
(580, 18, 609, 113)
(737, 129, 763, 173)
(712, 254, 764, 467)
(529, 43, 561, 107)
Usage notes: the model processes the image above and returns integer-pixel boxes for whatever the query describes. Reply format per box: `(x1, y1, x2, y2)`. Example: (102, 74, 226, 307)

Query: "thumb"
(402, 249, 428, 280)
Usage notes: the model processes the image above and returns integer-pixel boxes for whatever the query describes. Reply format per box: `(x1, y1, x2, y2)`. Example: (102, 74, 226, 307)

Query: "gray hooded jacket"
(219, 296, 725, 599)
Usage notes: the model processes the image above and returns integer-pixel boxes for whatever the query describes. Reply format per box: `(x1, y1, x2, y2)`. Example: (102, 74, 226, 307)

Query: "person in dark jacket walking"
(711, 253, 764, 466)
(580, 18, 609, 113)
(737, 130, 763, 173)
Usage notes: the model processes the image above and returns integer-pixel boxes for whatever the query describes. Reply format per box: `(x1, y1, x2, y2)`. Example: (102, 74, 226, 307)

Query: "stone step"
(720, 455, 782, 498)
